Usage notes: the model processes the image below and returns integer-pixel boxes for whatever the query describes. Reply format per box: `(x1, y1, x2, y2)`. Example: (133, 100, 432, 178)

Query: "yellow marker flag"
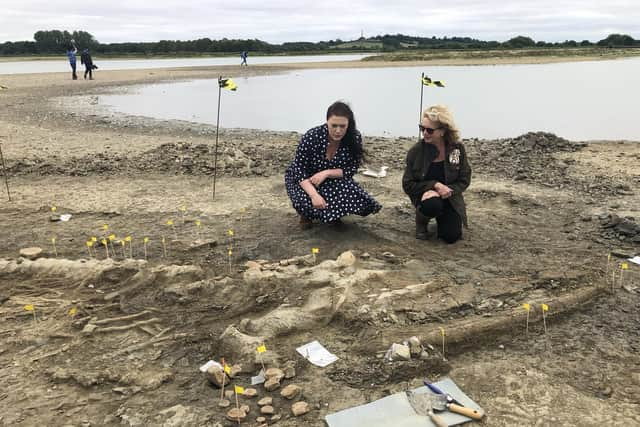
(125, 236, 132, 242)
(224, 364, 231, 374)
(607, 253, 611, 262)
(240, 207, 246, 213)
(228, 249, 233, 256)
(421, 76, 445, 87)
(51, 237, 56, 243)
(228, 229, 234, 236)
(69, 307, 77, 317)
(219, 77, 238, 91)
(51, 206, 57, 212)
(108, 234, 116, 241)
(121, 241, 125, 247)
(312, 247, 319, 254)
(102, 224, 109, 231)
(522, 303, 530, 311)
(541, 303, 549, 312)
(86, 241, 94, 247)
(179, 205, 187, 212)
(621, 263, 629, 270)
(91, 236, 97, 242)
(439, 327, 445, 337)
(195, 220, 201, 227)
(167, 219, 174, 226)
(234, 385, 244, 395)
(144, 237, 149, 243)
(101, 239, 107, 246)
(257, 344, 267, 354)
(24, 304, 34, 311)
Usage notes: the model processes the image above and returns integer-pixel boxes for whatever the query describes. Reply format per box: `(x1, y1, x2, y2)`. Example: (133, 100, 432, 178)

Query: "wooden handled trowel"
(405, 390, 448, 427)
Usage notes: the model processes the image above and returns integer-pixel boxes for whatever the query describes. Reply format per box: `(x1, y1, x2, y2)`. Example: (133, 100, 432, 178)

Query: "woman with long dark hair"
(285, 101, 382, 229)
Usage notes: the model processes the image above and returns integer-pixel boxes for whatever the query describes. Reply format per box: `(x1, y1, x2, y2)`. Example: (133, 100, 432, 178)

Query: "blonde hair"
(422, 104, 460, 147)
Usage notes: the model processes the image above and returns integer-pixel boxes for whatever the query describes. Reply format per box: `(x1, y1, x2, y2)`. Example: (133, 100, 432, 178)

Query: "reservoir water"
(97, 57, 640, 140)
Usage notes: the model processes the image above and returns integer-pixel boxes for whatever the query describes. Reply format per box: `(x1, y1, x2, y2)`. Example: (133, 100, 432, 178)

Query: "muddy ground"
(1, 63, 639, 427)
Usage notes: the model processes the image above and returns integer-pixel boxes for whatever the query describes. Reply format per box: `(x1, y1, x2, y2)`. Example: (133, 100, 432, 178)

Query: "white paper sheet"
(628, 256, 640, 265)
(296, 340, 338, 367)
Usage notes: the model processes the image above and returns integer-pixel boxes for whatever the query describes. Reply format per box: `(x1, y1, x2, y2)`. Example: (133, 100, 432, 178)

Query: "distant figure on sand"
(402, 104, 471, 243)
(80, 48, 95, 80)
(285, 101, 382, 229)
(66, 41, 78, 80)
(240, 50, 248, 66)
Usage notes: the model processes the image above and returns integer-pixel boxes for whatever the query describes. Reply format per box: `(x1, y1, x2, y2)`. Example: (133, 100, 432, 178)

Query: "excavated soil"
(0, 63, 639, 427)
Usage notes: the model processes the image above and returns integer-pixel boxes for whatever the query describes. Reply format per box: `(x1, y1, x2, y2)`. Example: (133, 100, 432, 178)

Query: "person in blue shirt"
(240, 51, 248, 66)
(66, 41, 78, 80)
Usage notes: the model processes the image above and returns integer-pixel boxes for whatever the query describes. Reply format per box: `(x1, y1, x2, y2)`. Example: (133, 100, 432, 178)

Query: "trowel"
(430, 392, 484, 420)
(405, 390, 448, 427)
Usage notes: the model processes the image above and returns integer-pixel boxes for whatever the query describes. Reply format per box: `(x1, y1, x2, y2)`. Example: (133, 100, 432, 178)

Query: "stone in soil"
(291, 401, 310, 416)
(264, 377, 280, 391)
(217, 399, 230, 408)
(226, 407, 246, 422)
(260, 405, 275, 415)
(280, 384, 301, 400)
(257, 397, 273, 406)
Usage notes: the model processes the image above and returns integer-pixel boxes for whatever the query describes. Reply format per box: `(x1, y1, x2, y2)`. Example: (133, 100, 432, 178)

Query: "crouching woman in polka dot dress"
(285, 101, 382, 229)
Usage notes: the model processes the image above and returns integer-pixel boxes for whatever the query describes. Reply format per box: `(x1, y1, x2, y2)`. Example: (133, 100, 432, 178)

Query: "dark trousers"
(84, 65, 93, 79)
(418, 197, 462, 243)
(70, 62, 77, 80)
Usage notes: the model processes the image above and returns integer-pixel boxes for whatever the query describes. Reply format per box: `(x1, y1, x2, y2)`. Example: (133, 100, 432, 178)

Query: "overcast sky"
(1, 0, 638, 44)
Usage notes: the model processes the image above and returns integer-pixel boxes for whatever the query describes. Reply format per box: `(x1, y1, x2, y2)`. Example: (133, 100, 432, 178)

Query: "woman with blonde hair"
(402, 105, 471, 243)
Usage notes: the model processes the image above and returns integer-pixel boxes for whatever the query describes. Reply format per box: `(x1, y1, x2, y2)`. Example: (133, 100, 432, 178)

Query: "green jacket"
(402, 140, 472, 226)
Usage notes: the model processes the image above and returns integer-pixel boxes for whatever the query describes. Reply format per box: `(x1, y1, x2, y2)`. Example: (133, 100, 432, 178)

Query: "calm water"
(0, 54, 368, 75)
(98, 58, 640, 140)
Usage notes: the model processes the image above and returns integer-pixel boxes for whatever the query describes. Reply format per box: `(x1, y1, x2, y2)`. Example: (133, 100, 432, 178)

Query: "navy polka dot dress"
(285, 124, 382, 222)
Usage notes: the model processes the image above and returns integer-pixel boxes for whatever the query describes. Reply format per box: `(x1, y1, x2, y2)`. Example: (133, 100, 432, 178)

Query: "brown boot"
(415, 209, 430, 240)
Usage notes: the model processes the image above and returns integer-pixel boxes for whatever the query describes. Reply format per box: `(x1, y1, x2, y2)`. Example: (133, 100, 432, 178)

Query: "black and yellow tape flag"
(218, 77, 237, 91)
(421, 76, 445, 87)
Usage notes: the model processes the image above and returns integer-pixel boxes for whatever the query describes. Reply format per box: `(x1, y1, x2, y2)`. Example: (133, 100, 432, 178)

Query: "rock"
(225, 390, 235, 399)
(271, 414, 282, 422)
(389, 343, 411, 361)
(20, 247, 43, 260)
(217, 399, 230, 408)
(81, 323, 98, 335)
(260, 405, 275, 415)
(419, 350, 430, 360)
(258, 396, 272, 406)
(229, 364, 242, 378)
(243, 387, 257, 397)
(265, 367, 285, 382)
(264, 377, 280, 391)
(205, 366, 229, 388)
(283, 361, 296, 379)
(226, 407, 246, 422)
(280, 384, 301, 400)
(240, 404, 250, 414)
(256, 417, 266, 423)
(245, 261, 262, 270)
(336, 251, 356, 267)
(408, 336, 422, 357)
(291, 401, 310, 416)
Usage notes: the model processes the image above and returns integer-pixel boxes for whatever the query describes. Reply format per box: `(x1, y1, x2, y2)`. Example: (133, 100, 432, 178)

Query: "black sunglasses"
(419, 125, 442, 135)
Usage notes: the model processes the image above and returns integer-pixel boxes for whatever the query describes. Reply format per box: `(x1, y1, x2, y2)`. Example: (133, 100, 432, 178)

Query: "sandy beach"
(0, 60, 639, 426)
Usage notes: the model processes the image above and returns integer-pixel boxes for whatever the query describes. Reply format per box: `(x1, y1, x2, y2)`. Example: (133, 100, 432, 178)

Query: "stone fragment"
(205, 366, 229, 388)
(264, 377, 280, 391)
(218, 399, 230, 408)
(19, 247, 43, 260)
(226, 407, 246, 422)
(225, 390, 235, 399)
(271, 414, 282, 422)
(257, 397, 273, 407)
(260, 405, 275, 415)
(389, 343, 411, 361)
(245, 261, 261, 270)
(408, 336, 422, 357)
(256, 417, 266, 423)
(283, 361, 296, 379)
(280, 384, 301, 400)
(243, 387, 257, 397)
(265, 367, 285, 382)
(336, 251, 356, 267)
(229, 364, 242, 378)
(240, 404, 250, 414)
(291, 401, 310, 416)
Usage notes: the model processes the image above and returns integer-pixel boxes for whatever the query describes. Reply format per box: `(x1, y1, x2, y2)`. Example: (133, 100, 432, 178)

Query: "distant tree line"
(0, 30, 638, 56)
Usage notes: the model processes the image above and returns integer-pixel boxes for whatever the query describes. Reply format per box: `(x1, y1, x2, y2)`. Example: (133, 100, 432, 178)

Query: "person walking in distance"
(66, 40, 78, 80)
(80, 48, 95, 80)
